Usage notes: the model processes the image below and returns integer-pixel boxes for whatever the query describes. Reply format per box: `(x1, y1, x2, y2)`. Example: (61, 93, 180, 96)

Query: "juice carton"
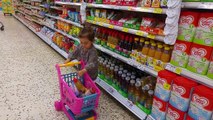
(155, 70, 177, 102)
(170, 40, 192, 68)
(194, 13, 213, 47)
(188, 85, 213, 120)
(169, 77, 198, 112)
(177, 11, 200, 42)
(207, 52, 213, 79)
(166, 104, 187, 120)
(151, 96, 168, 120)
(186, 43, 212, 75)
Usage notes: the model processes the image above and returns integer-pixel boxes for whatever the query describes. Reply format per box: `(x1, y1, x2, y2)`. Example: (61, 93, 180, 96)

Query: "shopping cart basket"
(54, 61, 101, 120)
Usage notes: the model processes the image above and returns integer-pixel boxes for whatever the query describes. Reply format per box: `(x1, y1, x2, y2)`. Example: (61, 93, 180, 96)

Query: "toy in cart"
(54, 61, 101, 120)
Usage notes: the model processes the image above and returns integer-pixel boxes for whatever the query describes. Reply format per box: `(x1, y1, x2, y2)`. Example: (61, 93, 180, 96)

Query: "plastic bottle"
(154, 44, 163, 60)
(128, 80, 136, 102)
(123, 36, 129, 54)
(138, 37, 145, 52)
(142, 41, 150, 55)
(125, 77, 131, 93)
(148, 43, 156, 57)
(113, 68, 119, 84)
(121, 74, 127, 91)
(128, 36, 133, 54)
(134, 81, 142, 103)
(145, 90, 154, 110)
(110, 66, 114, 81)
(127, 72, 132, 77)
(73, 78, 87, 93)
(118, 71, 123, 87)
(123, 69, 128, 74)
(139, 85, 149, 106)
(160, 46, 171, 63)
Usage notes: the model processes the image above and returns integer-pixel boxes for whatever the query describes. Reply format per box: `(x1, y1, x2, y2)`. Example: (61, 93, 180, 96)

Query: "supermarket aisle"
(0, 14, 137, 120)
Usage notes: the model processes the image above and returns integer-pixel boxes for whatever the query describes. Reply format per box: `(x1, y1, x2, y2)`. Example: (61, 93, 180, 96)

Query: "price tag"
(108, 25, 114, 29)
(122, 28, 129, 32)
(126, 100, 133, 109)
(87, 3, 92, 7)
(175, 67, 182, 74)
(163, 83, 171, 90)
(137, 65, 145, 71)
(127, 7, 132, 10)
(136, 31, 144, 36)
(141, 7, 150, 12)
(165, 64, 182, 75)
(108, 87, 114, 94)
(92, 21, 96, 24)
(98, 22, 103, 26)
(153, 8, 163, 14)
(147, 34, 156, 39)
(112, 53, 117, 58)
(127, 59, 134, 66)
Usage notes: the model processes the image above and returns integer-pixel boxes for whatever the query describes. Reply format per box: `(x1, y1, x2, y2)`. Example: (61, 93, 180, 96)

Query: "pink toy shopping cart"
(54, 61, 101, 120)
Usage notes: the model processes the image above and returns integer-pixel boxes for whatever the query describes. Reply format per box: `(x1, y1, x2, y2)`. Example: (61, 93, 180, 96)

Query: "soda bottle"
(113, 68, 119, 85)
(118, 71, 123, 87)
(145, 90, 154, 110)
(134, 81, 142, 103)
(121, 74, 127, 91)
(139, 85, 149, 106)
(125, 77, 131, 93)
(128, 80, 136, 102)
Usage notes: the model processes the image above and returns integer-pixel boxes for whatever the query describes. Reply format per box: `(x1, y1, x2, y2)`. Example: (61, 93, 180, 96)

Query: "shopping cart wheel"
(54, 100, 62, 111)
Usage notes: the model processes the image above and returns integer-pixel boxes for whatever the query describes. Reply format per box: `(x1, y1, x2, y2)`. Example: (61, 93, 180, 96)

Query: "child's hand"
(78, 69, 87, 77)
(64, 59, 71, 64)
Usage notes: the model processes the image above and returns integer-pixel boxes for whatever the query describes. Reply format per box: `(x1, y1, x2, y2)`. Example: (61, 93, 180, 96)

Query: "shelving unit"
(87, 3, 167, 14)
(182, 2, 213, 9)
(86, 20, 164, 42)
(55, 1, 81, 6)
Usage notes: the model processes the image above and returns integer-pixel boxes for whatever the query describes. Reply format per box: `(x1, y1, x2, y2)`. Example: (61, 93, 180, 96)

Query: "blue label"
(151, 106, 166, 120)
(155, 84, 171, 102)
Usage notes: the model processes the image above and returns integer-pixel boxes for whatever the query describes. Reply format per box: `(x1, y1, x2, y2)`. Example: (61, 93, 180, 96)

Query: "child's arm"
(65, 45, 81, 63)
(78, 50, 98, 76)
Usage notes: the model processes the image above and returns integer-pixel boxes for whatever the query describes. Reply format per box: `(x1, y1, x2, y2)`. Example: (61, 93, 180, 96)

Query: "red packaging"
(166, 104, 187, 120)
(179, 11, 200, 27)
(169, 77, 198, 112)
(151, 96, 168, 120)
(197, 13, 213, 29)
(186, 115, 194, 120)
(155, 70, 177, 102)
(187, 43, 213, 75)
(188, 85, 213, 120)
(122, 0, 138, 6)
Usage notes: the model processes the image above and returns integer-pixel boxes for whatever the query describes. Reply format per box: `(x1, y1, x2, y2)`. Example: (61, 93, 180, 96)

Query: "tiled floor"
(0, 13, 138, 120)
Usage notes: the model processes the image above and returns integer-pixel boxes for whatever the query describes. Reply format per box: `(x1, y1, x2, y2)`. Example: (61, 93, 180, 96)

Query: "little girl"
(65, 27, 98, 80)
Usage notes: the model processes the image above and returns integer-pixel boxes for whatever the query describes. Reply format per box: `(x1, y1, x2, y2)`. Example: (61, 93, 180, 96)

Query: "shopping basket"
(54, 61, 101, 119)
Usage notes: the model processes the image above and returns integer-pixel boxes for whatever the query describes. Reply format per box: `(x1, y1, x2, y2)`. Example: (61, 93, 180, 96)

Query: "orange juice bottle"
(142, 41, 150, 55)
(147, 43, 156, 57)
(160, 46, 171, 63)
(154, 44, 163, 60)
(73, 78, 87, 93)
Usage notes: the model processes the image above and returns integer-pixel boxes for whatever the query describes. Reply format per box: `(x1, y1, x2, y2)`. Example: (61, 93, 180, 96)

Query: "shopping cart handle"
(58, 61, 81, 67)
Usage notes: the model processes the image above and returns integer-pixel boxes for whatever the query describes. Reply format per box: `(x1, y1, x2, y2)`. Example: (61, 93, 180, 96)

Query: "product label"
(207, 61, 213, 79)
(169, 84, 190, 112)
(166, 108, 181, 120)
(188, 94, 212, 120)
(170, 44, 189, 68)
(187, 45, 211, 75)
(155, 77, 171, 101)
(151, 98, 167, 120)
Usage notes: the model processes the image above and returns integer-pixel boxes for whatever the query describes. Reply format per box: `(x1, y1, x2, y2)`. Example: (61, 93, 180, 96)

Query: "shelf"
(146, 115, 155, 120)
(87, 4, 166, 14)
(94, 44, 158, 77)
(31, 5, 42, 10)
(32, 13, 44, 18)
(55, 1, 81, 6)
(165, 64, 213, 88)
(45, 14, 83, 28)
(31, 0, 42, 2)
(23, 1, 30, 3)
(86, 20, 164, 42)
(182, 2, 213, 9)
(95, 78, 147, 120)
(31, 19, 43, 25)
(44, 24, 80, 43)
(13, 14, 68, 58)
(15, 9, 26, 15)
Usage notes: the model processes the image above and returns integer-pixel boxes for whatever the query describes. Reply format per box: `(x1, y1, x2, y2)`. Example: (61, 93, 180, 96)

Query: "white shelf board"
(32, 13, 44, 18)
(31, 0, 42, 2)
(166, 64, 213, 88)
(13, 14, 68, 58)
(146, 115, 155, 120)
(95, 78, 147, 120)
(87, 3, 166, 14)
(94, 44, 158, 77)
(55, 1, 81, 6)
(44, 24, 80, 43)
(87, 20, 164, 42)
(31, 5, 42, 10)
(182, 2, 213, 9)
(45, 14, 83, 28)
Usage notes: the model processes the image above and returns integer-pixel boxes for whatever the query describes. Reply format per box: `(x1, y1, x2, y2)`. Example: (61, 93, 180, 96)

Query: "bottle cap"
(130, 80, 135, 84)
(131, 75, 136, 80)
(125, 77, 130, 82)
(123, 70, 128, 73)
(127, 72, 131, 76)
(135, 81, 141, 87)
(110, 67, 114, 70)
(122, 74, 126, 78)
(136, 78, 141, 82)
(119, 67, 124, 71)
(118, 71, 123, 75)
(148, 90, 154, 95)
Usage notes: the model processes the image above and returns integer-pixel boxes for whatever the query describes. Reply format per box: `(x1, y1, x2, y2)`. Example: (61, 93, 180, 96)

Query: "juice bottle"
(139, 85, 149, 106)
(121, 74, 127, 91)
(73, 78, 87, 93)
(138, 37, 145, 52)
(145, 90, 154, 110)
(134, 81, 142, 103)
(105, 64, 111, 80)
(107, 31, 112, 47)
(154, 44, 163, 60)
(136, 78, 141, 83)
(110, 66, 114, 82)
(113, 32, 119, 49)
(118, 71, 123, 87)
(125, 77, 130, 93)
(113, 68, 119, 85)
(142, 41, 150, 55)
(127, 36, 133, 55)
(98, 59, 103, 75)
(160, 47, 171, 63)
(148, 43, 157, 57)
(128, 80, 136, 102)
(133, 37, 139, 51)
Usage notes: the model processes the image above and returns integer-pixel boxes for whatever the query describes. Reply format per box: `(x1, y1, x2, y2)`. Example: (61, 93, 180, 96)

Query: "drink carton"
(169, 77, 198, 112)
(193, 13, 213, 47)
(170, 40, 192, 68)
(188, 85, 213, 120)
(207, 52, 213, 79)
(155, 70, 177, 102)
(151, 96, 168, 120)
(177, 11, 200, 42)
(186, 43, 212, 75)
(166, 104, 187, 120)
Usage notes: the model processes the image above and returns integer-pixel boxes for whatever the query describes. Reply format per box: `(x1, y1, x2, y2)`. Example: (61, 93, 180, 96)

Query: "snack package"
(141, 0, 152, 7)
(188, 85, 213, 120)
(154, 70, 177, 102)
(151, 0, 160, 8)
(170, 40, 192, 68)
(207, 52, 213, 79)
(140, 17, 157, 31)
(160, 0, 168, 7)
(193, 13, 213, 47)
(169, 77, 198, 112)
(187, 43, 212, 75)
(177, 11, 200, 42)
(166, 104, 187, 120)
(151, 96, 168, 120)
(95, 9, 100, 18)
(100, 9, 107, 18)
